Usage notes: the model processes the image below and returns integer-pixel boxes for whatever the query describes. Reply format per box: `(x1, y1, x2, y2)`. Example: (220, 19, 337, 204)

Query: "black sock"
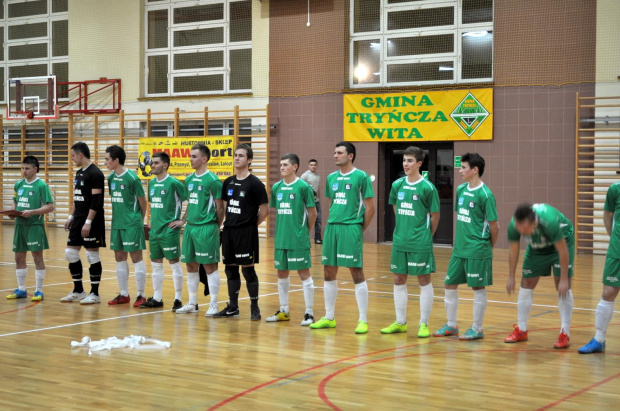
(69, 260, 84, 293)
(89, 262, 102, 295)
(225, 265, 241, 309)
(242, 266, 259, 306)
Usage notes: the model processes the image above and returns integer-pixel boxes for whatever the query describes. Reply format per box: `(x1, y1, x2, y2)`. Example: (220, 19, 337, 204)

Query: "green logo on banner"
(450, 93, 489, 137)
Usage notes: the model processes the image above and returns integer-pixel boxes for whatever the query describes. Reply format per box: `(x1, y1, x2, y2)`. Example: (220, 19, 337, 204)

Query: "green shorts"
(522, 241, 575, 278)
(390, 249, 435, 275)
(445, 256, 493, 287)
(182, 223, 219, 264)
(13, 224, 49, 252)
(274, 248, 311, 271)
(321, 224, 363, 268)
(110, 227, 147, 252)
(149, 231, 181, 260)
(603, 257, 620, 287)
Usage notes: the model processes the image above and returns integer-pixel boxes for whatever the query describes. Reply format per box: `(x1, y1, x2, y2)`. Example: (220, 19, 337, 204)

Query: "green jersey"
(453, 182, 498, 258)
(270, 177, 316, 250)
(148, 175, 187, 237)
(108, 169, 145, 229)
(507, 203, 574, 255)
(605, 183, 620, 258)
(185, 170, 222, 225)
(324, 168, 374, 225)
(13, 178, 54, 226)
(389, 176, 440, 253)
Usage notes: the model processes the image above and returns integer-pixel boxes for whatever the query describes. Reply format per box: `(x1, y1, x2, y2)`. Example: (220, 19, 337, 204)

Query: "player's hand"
(81, 223, 91, 238)
(506, 277, 516, 296)
(64, 218, 72, 231)
(169, 219, 184, 229)
(20, 210, 33, 218)
(557, 278, 569, 298)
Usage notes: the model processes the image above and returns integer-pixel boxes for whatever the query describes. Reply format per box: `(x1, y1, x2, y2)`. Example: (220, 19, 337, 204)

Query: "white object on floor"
(70, 335, 171, 356)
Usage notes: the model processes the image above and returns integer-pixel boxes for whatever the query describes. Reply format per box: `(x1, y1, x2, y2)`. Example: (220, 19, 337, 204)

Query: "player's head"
(190, 143, 210, 171)
(192, 143, 211, 161)
(234, 143, 253, 170)
(104, 145, 126, 170)
(21, 155, 39, 179)
(513, 203, 538, 235)
(308, 158, 318, 172)
(402, 146, 424, 176)
(334, 141, 356, 165)
(280, 153, 300, 177)
(71, 142, 90, 167)
(151, 151, 170, 175)
(460, 152, 485, 180)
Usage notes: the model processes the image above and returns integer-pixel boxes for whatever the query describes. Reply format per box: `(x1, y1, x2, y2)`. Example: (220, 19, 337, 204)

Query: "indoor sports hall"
(1, 1, 619, 409)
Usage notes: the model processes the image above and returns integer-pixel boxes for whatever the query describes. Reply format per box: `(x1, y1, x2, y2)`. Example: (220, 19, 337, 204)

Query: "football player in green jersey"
(433, 153, 499, 341)
(381, 146, 440, 337)
(6, 156, 55, 301)
(505, 203, 574, 349)
(310, 142, 375, 334)
(104, 145, 148, 307)
(267, 153, 317, 325)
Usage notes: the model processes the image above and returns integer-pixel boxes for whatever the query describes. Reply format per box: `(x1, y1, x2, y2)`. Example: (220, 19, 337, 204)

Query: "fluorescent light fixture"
(438, 66, 454, 71)
(373, 72, 381, 76)
(462, 31, 489, 37)
(370, 42, 380, 47)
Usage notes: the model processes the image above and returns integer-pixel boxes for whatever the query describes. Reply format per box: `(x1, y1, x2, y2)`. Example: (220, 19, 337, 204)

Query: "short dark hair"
(336, 141, 356, 163)
(308, 159, 318, 164)
(514, 203, 536, 223)
(191, 143, 211, 161)
(153, 151, 171, 167)
(106, 145, 126, 165)
(71, 142, 90, 159)
(461, 152, 485, 177)
(403, 146, 425, 163)
(236, 143, 253, 160)
(22, 155, 39, 172)
(281, 153, 300, 168)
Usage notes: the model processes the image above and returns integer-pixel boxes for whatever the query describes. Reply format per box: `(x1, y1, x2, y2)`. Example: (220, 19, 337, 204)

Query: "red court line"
(536, 371, 620, 410)
(0, 299, 41, 314)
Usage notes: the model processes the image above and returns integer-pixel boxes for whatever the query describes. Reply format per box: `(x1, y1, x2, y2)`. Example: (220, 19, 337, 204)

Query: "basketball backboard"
(6, 75, 59, 120)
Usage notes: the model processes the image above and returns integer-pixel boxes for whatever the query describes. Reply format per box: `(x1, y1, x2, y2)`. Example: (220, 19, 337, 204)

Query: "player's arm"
(215, 198, 225, 227)
(604, 210, 614, 237)
(169, 209, 187, 229)
(554, 238, 570, 298)
(506, 240, 521, 296)
(64, 204, 76, 230)
(430, 211, 440, 236)
(257, 203, 269, 226)
(362, 197, 375, 232)
(307, 206, 317, 231)
(489, 220, 500, 247)
(137, 195, 147, 219)
(81, 187, 103, 238)
(21, 202, 55, 217)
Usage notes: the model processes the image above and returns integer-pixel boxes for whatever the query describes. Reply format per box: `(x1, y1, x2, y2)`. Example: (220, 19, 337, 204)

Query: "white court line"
(0, 290, 294, 338)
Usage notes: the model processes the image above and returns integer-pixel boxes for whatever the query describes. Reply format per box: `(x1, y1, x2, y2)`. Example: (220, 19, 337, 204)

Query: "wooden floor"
(1, 225, 619, 410)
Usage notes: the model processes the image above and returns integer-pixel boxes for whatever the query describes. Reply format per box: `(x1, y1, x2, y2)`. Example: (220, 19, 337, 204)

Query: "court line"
(536, 371, 620, 410)
(0, 300, 42, 314)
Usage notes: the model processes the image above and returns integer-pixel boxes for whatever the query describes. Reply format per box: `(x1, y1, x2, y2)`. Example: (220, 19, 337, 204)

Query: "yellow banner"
(137, 137, 234, 180)
(343, 89, 493, 141)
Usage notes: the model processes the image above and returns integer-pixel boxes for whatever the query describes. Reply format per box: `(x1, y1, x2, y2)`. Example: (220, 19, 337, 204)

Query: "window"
(0, 0, 69, 103)
(145, 0, 252, 97)
(350, 0, 493, 87)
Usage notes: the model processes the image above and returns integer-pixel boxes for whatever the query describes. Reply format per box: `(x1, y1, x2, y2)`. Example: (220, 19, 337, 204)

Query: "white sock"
(152, 262, 164, 301)
(207, 270, 220, 306)
(324, 280, 338, 320)
(117, 261, 129, 296)
(302, 277, 314, 315)
(473, 289, 488, 332)
(278, 277, 290, 312)
(394, 284, 408, 325)
(419, 283, 434, 325)
(558, 289, 574, 336)
(16, 268, 28, 291)
(595, 299, 615, 343)
(35, 269, 46, 291)
(187, 271, 199, 305)
(445, 289, 458, 327)
(517, 288, 534, 331)
(355, 281, 369, 323)
(171, 262, 184, 300)
(134, 260, 147, 297)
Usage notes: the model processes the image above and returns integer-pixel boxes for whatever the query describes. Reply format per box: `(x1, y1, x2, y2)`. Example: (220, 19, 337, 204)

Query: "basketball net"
(11, 111, 33, 127)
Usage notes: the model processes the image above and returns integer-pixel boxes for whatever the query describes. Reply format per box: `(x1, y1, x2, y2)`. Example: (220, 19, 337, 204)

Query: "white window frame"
(350, 0, 493, 88)
(145, 0, 252, 97)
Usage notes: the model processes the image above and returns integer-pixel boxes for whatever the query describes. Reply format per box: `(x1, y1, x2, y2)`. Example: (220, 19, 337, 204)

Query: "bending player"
(310, 141, 375, 334)
(60, 142, 106, 304)
(7, 156, 55, 301)
(140, 151, 188, 309)
(505, 203, 574, 349)
(433, 153, 498, 340)
(267, 153, 317, 326)
(104, 145, 148, 307)
(381, 146, 439, 336)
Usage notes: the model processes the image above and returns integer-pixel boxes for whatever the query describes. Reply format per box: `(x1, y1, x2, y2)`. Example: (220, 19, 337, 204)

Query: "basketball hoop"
(11, 111, 33, 127)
